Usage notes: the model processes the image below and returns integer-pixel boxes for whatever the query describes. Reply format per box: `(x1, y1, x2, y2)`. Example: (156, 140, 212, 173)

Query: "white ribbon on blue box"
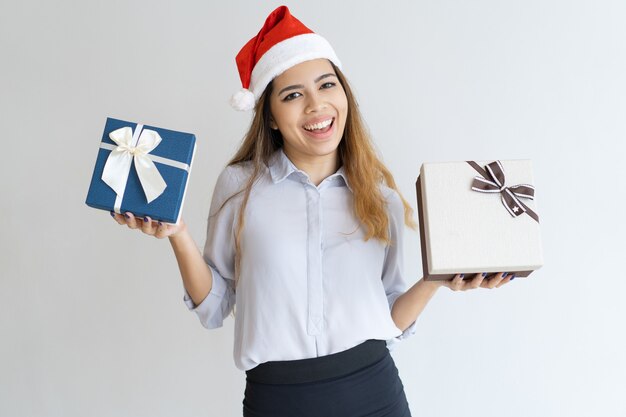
(86, 117, 196, 225)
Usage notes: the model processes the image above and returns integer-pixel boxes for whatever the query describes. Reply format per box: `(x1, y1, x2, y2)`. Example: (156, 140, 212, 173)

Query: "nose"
(305, 91, 327, 113)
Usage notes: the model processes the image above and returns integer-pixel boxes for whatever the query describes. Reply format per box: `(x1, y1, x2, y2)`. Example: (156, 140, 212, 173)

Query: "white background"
(1, 1, 624, 416)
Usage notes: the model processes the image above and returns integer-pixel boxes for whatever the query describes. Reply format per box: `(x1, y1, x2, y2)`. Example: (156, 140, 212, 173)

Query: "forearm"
(168, 228, 213, 306)
(391, 278, 442, 331)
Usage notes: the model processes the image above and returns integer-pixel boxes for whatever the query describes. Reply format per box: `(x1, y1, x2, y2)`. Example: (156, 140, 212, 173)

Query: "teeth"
(304, 118, 333, 131)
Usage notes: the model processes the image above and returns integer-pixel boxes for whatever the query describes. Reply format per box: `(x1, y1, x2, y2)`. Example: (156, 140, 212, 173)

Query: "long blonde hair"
(216, 62, 417, 289)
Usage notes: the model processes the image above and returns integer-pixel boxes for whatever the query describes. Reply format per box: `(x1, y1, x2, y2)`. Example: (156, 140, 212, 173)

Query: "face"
(269, 59, 348, 165)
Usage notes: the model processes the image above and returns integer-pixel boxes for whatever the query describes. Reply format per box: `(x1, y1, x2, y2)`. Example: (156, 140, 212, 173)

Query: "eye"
(320, 82, 336, 89)
(282, 92, 302, 101)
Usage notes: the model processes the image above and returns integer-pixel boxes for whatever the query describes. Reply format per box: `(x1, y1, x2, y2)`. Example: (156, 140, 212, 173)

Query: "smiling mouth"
(303, 118, 334, 133)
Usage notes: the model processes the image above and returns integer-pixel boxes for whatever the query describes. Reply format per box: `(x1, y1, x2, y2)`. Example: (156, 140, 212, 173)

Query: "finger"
(154, 221, 171, 239)
(110, 211, 126, 225)
(485, 272, 507, 289)
(449, 274, 465, 291)
(141, 216, 156, 235)
(157, 220, 187, 239)
(496, 274, 515, 288)
(124, 212, 139, 229)
(465, 272, 486, 290)
(479, 273, 491, 288)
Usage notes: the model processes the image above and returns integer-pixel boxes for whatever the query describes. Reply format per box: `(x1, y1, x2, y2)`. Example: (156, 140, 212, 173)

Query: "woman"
(111, 6, 513, 416)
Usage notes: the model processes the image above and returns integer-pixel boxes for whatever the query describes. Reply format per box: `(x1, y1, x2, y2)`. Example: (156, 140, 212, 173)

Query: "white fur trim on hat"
(249, 33, 342, 103)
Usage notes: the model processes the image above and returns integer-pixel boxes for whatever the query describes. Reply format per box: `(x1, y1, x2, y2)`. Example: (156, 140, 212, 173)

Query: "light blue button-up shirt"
(184, 148, 417, 371)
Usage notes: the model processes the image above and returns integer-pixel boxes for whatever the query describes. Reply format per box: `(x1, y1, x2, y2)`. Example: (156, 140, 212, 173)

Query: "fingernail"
(510, 275, 516, 281)
(459, 274, 464, 279)
(502, 272, 508, 278)
(482, 272, 487, 277)
(143, 216, 149, 222)
(110, 211, 115, 217)
(158, 221, 163, 227)
(124, 213, 130, 219)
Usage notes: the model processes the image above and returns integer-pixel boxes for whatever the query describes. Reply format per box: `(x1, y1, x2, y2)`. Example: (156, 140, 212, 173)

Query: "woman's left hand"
(441, 272, 514, 291)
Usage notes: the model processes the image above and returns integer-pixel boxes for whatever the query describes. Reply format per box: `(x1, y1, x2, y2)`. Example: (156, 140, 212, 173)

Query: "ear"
(269, 118, 278, 130)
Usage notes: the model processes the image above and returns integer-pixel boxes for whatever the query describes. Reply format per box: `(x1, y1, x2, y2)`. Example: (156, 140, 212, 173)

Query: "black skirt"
(243, 340, 412, 417)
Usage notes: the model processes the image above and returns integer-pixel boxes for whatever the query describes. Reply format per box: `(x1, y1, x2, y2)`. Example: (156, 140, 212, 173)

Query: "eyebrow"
(277, 73, 337, 96)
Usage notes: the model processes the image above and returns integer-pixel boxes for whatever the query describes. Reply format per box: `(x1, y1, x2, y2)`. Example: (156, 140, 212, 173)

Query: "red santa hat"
(230, 5, 342, 111)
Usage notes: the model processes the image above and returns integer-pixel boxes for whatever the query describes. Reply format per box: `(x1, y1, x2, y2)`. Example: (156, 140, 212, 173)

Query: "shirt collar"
(268, 148, 353, 192)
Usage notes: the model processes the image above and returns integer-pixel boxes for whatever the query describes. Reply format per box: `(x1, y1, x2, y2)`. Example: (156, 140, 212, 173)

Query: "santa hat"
(230, 5, 342, 111)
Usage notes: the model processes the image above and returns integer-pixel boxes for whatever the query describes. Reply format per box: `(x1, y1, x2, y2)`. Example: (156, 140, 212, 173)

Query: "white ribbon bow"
(101, 125, 167, 204)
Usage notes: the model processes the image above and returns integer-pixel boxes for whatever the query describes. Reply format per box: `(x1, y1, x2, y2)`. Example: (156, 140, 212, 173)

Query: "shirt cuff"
(183, 265, 227, 310)
(386, 320, 418, 351)
(182, 265, 231, 329)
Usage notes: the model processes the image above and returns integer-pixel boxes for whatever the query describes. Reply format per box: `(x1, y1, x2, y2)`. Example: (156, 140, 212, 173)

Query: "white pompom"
(230, 88, 255, 111)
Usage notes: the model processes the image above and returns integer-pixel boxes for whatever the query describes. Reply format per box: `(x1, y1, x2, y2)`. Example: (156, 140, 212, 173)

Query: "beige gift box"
(415, 160, 544, 281)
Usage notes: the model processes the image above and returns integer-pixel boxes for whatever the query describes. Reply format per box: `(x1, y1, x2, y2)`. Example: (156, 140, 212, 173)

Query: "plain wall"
(1, 1, 625, 416)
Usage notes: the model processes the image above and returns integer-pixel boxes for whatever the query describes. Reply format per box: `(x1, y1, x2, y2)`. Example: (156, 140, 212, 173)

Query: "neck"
(283, 148, 340, 186)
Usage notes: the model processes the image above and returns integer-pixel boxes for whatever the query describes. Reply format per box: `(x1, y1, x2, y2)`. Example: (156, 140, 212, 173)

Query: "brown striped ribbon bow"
(467, 160, 539, 223)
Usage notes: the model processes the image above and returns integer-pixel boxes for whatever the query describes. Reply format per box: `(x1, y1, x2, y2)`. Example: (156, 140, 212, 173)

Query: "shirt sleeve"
(183, 166, 239, 329)
(381, 188, 418, 349)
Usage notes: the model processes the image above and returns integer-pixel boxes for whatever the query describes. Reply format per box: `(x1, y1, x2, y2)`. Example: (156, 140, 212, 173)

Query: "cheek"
(335, 91, 349, 116)
(338, 96, 349, 124)
(274, 107, 301, 130)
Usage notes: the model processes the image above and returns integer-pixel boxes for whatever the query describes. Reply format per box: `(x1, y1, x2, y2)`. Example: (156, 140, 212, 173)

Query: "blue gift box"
(86, 117, 196, 224)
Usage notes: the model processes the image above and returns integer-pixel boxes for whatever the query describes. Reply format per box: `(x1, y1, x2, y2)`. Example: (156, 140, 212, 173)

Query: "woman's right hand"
(110, 211, 187, 239)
